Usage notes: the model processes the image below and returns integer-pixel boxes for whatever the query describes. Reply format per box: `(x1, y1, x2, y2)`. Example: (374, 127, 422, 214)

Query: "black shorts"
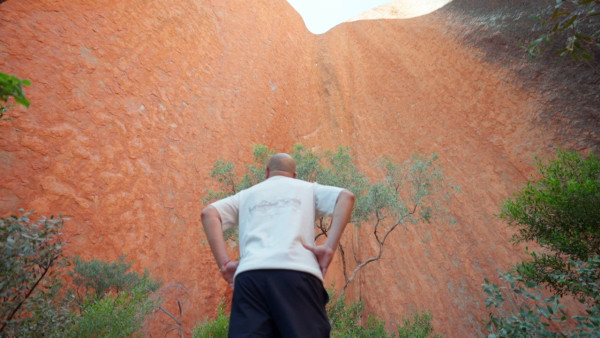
(228, 269, 330, 338)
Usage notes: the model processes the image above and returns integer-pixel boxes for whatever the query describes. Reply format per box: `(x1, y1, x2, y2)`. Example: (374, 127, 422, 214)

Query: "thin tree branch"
(0, 254, 57, 333)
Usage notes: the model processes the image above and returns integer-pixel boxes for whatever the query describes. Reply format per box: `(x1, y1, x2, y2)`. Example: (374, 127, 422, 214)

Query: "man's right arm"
(303, 189, 355, 277)
(201, 205, 237, 286)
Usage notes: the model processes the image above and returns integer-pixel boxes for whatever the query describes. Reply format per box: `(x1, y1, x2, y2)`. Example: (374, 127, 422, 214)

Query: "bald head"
(266, 153, 297, 178)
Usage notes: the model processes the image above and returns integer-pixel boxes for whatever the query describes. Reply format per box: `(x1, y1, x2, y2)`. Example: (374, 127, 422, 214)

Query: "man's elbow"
(341, 189, 355, 205)
(201, 205, 217, 223)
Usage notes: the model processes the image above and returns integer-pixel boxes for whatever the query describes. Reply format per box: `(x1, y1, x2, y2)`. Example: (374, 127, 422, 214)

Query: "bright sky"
(286, 0, 454, 34)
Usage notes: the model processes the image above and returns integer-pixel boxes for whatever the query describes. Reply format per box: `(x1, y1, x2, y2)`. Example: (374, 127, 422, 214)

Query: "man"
(201, 153, 355, 337)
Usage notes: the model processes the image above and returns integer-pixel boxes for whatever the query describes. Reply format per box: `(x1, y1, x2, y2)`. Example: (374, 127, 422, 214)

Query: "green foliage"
(204, 143, 451, 231)
(291, 144, 371, 223)
(1, 210, 162, 337)
(483, 258, 600, 337)
(500, 149, 599, 298)
(526, 0, 600, 62)
(70, 255, 162, 304)
(484, 150, 600, 336)
(0, 210, 69, 336)
(65, 280, 159, 338)
(329, 290, 440, 337)
(192, 301, 230, 338)
(0, 72, 30, 119)
(202, 145, 276, 216)
(66, 256, 161, 336)
(484, 273, 568, 337)
(396, 311, 441, 338)
(328, 292, 390, 337)
(238, 144, 276, 190)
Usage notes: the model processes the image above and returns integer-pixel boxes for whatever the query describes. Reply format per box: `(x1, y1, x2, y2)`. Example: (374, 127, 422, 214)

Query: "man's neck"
(267, 171, 294, 178)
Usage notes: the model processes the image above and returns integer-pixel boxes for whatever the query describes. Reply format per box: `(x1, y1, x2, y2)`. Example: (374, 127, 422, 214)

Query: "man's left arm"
(303, 189, 355, 277)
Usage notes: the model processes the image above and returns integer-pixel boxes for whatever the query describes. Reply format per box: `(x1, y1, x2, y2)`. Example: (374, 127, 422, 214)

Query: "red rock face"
(0, 0, 585, 335)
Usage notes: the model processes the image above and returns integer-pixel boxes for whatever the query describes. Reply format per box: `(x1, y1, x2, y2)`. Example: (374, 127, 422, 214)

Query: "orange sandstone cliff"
(0, 0, 597, 336)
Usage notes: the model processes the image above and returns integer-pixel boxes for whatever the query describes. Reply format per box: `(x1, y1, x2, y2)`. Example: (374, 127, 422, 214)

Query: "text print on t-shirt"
(249, 198, 302, 215)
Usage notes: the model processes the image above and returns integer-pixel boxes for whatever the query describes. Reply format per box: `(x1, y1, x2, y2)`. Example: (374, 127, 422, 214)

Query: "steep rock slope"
(0, 0, 595, 335)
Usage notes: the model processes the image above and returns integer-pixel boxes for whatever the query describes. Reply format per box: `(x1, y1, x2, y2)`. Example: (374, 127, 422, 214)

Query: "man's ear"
(293, 172, 297, 178)
(265, 167, 270, 179)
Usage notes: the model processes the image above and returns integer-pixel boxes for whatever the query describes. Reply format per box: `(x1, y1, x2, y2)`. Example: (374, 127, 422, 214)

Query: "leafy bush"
(65, 280, 159, 338)
(500, 149, 599, 300)
(65, 257, 162, 336)
(484, 150, 600, 336)
(0, 71, 30, 119)
(70, 255, 161, 304)
(328, 292, 389, 337)
(396, 311, 440, 338)
(1, 210, 162, 336)
(484, 257, 600, 337)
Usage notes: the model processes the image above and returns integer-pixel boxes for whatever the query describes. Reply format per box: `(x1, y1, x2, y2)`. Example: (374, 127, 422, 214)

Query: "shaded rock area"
(439, 0, 599, 152)
(0, 0, 597, 336)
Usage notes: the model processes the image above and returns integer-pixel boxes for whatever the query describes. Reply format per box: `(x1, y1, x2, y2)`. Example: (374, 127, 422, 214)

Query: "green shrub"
(500, 150, 599, 300)
(70, 255, 162, 304)
(1, 210, 162, 337)
(484, 150, 600, 336)
(397, 311, 440, 338)
(65, 256, 161, 336)
(484, 257, 600, 337)
(328, 292, 389, 337)
(193, 301, 229, 338)
(65, 280, 159, 338)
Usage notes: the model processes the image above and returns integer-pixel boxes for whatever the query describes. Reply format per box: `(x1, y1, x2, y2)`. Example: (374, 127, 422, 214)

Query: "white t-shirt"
(211, 175, 343, 281)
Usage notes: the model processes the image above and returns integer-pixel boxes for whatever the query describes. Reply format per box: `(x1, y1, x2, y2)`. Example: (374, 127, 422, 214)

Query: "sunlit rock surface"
(0, 0, 596, 335)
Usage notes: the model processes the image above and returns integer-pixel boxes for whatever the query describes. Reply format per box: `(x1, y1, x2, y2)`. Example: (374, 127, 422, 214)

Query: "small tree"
(155, 282, 191, 338)
(204, 144, 454, 297)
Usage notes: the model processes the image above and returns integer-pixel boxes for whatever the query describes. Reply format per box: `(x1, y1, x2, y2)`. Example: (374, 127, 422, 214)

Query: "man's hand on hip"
(302, 243, 334, 278)
(221, 260, 239, 288)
